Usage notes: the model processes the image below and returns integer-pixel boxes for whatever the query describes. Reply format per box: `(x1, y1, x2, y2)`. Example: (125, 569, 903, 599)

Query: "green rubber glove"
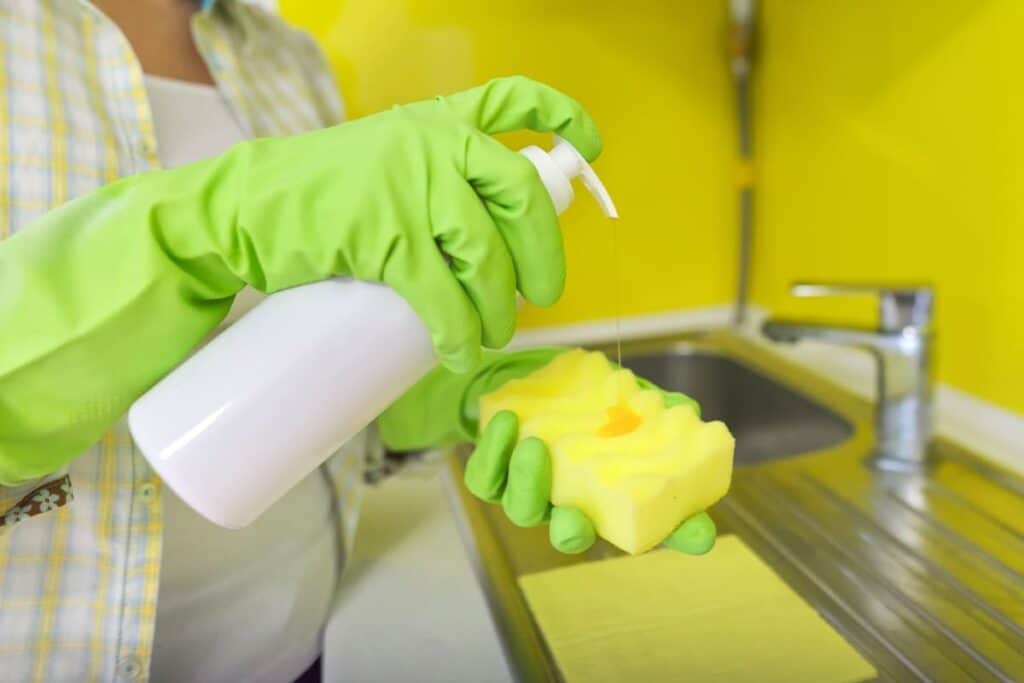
(465, 410, 716, 556)
(378, 349, 715, 555)
(0, 76, 601, 485)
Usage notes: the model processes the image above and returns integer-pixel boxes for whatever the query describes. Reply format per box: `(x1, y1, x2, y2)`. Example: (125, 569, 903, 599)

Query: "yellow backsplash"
(279, 0, 738, 328)
(751, 0, 1024, 414)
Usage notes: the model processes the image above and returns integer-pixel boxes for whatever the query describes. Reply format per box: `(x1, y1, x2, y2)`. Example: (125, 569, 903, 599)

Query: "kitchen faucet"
(761, 283, 935, 471)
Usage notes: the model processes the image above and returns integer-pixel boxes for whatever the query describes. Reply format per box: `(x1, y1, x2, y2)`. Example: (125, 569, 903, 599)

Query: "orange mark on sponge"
(596, 402, 643, 437)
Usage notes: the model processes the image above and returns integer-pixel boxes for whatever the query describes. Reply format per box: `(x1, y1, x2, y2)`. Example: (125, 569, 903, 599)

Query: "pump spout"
(552, 136, 618, 218)
(520, 136, 618, 218)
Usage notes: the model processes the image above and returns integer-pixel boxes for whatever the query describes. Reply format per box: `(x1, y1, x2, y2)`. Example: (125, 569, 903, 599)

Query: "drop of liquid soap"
(596, 402, 642, 437)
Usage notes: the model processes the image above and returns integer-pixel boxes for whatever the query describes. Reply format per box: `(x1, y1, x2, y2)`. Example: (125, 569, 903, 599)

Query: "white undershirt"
(144, 74, 341, 683)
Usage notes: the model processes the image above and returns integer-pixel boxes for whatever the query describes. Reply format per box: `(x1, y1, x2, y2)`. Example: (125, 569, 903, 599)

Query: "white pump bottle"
(129, 138, 618, 529)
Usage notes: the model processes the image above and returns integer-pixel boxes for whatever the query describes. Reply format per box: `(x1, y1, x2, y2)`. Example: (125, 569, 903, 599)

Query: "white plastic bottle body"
(129, 278, 434, 528)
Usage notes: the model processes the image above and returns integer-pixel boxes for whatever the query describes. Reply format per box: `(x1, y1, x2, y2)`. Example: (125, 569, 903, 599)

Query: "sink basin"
(620, 351, 853, 465)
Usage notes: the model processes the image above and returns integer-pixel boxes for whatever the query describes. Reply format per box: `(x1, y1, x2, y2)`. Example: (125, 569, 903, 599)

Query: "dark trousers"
(293, 657, 321, 683)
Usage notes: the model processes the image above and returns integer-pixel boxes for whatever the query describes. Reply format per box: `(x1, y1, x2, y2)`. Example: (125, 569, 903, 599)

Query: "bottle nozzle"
(520, 137, 619, 218)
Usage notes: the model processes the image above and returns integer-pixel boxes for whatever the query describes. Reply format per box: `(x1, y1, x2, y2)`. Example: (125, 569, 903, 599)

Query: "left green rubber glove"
(378, 348, 716, 556)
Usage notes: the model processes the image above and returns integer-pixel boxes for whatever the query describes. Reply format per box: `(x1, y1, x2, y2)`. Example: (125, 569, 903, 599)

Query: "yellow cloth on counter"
(519, 536, 876, 682)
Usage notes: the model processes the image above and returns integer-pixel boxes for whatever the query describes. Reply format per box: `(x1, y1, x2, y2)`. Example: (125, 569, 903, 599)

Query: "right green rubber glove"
(466, 405, 716, 557)
(379, 348, 714, 556)
(0, 76, 601, 485)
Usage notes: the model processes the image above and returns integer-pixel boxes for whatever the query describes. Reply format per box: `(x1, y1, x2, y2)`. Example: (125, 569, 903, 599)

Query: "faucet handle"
(790, 282, 934, 332)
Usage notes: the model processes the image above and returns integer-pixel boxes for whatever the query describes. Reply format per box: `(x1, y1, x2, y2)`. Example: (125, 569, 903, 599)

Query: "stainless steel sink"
(620, 351, 853, 464)
(443, 331, 1024, 682)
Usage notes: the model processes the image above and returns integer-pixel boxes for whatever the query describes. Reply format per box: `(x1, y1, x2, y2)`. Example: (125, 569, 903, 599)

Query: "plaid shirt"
(0, 1, 369, 680)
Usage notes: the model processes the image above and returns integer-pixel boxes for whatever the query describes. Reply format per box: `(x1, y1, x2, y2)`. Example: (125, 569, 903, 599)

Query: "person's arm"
(0, 156, 241, 485)
(0, 77, 601, 485)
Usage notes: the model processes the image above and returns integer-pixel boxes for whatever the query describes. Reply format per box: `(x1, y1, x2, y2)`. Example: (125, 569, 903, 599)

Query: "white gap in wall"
(509, 305, 734, 349)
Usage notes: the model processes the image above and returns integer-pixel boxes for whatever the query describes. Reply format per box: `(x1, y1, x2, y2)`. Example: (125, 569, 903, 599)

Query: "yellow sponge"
(479, 349, 734, 554)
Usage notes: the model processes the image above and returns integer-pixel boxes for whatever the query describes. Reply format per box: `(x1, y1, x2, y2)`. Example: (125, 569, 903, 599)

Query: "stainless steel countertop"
(441, 331, 1024, 682)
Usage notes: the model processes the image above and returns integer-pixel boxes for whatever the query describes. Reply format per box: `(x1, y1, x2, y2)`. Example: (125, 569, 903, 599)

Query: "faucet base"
(866, 451, 932, 474)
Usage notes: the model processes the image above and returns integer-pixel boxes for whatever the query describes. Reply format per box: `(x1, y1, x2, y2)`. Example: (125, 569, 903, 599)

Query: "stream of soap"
(610, 216, 623, 371)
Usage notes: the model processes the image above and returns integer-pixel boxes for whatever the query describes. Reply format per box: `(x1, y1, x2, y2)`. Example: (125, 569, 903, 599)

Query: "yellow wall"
(752, 0, 1024, 414)
(279, 0, 738, 328)
(279, 1, 1022, 413)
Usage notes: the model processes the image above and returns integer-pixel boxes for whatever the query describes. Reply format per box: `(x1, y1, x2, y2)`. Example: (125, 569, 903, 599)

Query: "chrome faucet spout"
(761, 284, 935, 471)
(763, 320, 890, 348)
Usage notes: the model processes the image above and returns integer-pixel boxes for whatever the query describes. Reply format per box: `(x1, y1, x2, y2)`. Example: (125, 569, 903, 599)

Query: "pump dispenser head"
(521, 137, 619, 218)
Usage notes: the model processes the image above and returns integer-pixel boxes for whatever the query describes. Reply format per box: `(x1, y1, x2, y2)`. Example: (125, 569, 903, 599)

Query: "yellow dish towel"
(519, 535, 876, 682)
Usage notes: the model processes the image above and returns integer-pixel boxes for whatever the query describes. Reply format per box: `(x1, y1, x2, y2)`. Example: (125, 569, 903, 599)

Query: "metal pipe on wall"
(730, 0, 756, 325)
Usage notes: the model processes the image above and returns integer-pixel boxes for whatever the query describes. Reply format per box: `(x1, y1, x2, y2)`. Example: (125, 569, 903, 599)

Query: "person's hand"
(464, 406, 717, 555)
(235, 76, 602, 373)
(379, 347, 716, 555)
